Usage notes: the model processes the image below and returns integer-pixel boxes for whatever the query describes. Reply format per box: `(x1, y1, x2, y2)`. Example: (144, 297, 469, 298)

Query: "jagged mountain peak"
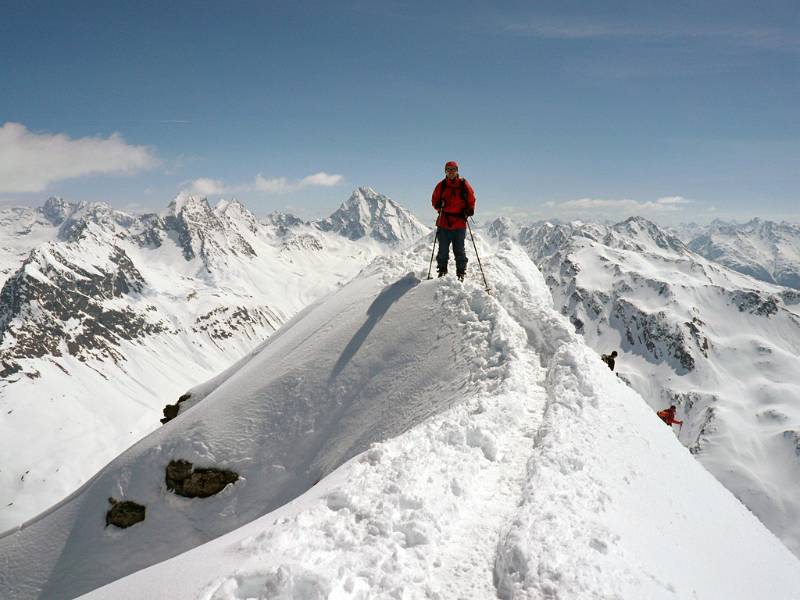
(611, 216, 688, 254)
(483, 217, 520, 240)
(317, 187, 429, 244)
(167, 192, 213, 217)
(214, 198, 259, 234)
(40, 197, 81, 226)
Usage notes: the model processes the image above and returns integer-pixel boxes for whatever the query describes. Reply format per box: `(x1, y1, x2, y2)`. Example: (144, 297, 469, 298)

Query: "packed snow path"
(3, 240, 800, 599)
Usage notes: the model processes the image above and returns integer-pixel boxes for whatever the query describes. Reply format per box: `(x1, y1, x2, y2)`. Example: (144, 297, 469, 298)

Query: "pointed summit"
(317, 187, 429, 244)
(41, 197, 79, 225)
(612, 216, 688, 253)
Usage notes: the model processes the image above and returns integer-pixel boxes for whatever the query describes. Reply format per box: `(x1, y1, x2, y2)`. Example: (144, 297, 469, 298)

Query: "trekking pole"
(426, 206, 443, 280)
(466, 217, 490, 292)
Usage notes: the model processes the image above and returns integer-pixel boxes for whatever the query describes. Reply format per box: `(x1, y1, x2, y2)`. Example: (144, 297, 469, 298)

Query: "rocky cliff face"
(0, 243, 167, 379)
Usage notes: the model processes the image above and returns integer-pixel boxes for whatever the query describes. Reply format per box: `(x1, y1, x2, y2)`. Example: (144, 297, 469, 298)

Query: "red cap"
(445, 161, 458, 169)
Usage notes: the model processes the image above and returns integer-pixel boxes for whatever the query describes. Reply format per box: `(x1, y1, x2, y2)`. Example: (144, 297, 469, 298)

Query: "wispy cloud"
(0, 122, 160, 193)
(545, 196, 693, 213)
(182, 171, 345, 197)
(184, 177, 228, 196)
(502, 18, 800, 52)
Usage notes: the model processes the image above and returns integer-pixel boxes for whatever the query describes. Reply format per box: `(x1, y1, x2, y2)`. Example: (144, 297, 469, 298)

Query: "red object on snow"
(657, 406, 684, 427)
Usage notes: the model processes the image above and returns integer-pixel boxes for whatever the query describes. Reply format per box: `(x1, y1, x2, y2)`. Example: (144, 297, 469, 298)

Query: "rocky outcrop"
(106, 498, 146, 528)
(165, 460, 238, 498)
(160, 393, 192, 425)
(729, 290, 779, 317)
(192, 305, 282, 343)
(612, 298, 695, 373)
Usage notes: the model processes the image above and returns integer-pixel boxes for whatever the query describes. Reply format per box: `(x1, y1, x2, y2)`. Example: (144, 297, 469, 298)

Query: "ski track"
(196, 254, 553, 600)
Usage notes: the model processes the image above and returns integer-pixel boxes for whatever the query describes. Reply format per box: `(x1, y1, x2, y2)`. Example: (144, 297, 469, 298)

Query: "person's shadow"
(329, 274, 420, 381)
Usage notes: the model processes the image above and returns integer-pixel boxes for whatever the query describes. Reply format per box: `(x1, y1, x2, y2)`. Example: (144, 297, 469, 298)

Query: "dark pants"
(436, 228, 468, 274)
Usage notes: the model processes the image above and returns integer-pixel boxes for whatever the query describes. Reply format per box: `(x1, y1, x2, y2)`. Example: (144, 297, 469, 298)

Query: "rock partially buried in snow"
(105, 498, 145, 528)
(165, 459, 238, 498)
(160, 392, 192, 424)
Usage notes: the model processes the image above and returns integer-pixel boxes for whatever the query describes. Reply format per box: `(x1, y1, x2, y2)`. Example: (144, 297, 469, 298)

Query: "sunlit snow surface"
(2, 241, 798, 599)
(512, 218, 800, 558)
(0, 195, 407, 531)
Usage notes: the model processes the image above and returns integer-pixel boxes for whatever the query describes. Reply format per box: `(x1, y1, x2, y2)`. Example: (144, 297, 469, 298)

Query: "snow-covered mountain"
(0, 190, 427, 532)
(317, 186, 429, 243)
(2, 242, 798, 600)
(684, 218, 800, 289)
(492, 215, 800, 557)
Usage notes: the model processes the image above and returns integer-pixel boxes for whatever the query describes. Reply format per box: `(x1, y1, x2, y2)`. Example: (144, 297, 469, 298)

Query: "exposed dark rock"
(106, 497, 146, 528)
(612, 298, 695, 373)
(165, 459, 239, 498)
(192, 305, 281, 342)
(782, 431, 800, 457)
(684, 317, 710, 357)
(730, 290, 778, 317)
(780, 290, 800, 306)
(281, 233, 324, 253)
(160, 392, 192, 424)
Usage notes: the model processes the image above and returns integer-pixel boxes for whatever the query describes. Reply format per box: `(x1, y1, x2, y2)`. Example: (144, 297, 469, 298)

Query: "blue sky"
(1, 0, 798, 224)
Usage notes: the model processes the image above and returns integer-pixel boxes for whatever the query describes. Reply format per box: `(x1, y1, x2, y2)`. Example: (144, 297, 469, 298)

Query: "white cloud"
(502, 18, 800, 52)
(184, 171, 346, 196)
(298, 172, 344, 187)
(0, 122, 160, 193)
(183, 177, 229, 196)
(545, 196, 693, 213)
(253, 175, 291, 193)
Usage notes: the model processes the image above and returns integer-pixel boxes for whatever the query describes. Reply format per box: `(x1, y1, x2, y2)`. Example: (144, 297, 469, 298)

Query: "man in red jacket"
(431, 161, 477, 280)
(657, 405, 684, 428)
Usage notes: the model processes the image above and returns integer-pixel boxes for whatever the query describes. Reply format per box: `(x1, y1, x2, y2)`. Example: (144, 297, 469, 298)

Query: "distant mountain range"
(672, 218, 800, 289)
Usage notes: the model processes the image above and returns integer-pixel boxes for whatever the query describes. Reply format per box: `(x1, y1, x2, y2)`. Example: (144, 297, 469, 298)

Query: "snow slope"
(2, 241, 798, 600)
(505, 216, 800, 558)
(0, 190, 424, 532)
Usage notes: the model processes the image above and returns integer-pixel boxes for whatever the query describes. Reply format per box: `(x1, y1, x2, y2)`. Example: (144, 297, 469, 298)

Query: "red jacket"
(657, 408, 683, 427)
(432, 177, 476, 230)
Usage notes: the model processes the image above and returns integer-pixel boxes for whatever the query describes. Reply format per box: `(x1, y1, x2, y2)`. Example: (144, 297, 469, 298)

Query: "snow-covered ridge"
(495, 215, 800, 558)
(2, 242, 798, 600)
